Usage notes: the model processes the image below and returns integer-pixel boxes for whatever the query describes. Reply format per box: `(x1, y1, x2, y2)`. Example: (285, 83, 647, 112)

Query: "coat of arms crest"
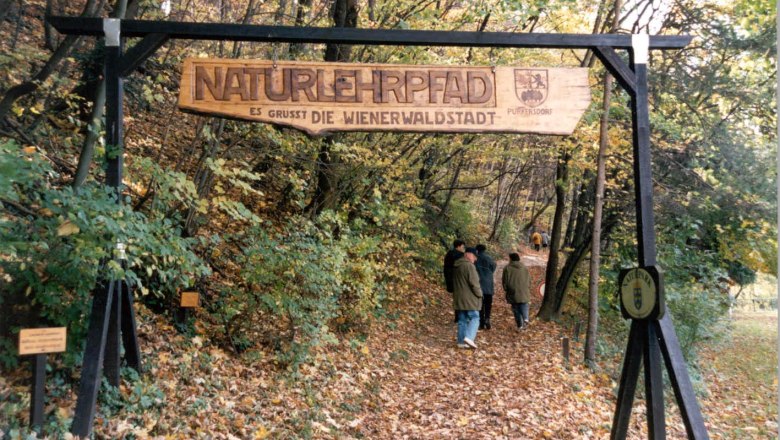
(633, 283, 643, 310)
(514, 69, 548, 108)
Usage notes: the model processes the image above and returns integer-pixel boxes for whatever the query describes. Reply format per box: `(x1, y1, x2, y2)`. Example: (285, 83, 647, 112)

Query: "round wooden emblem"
(620, 268, 657, 319)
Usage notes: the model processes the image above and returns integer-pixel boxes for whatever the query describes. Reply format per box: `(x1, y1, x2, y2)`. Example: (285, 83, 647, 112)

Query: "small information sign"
(180, 291, 200, 308)
(19, 327, 67, 355)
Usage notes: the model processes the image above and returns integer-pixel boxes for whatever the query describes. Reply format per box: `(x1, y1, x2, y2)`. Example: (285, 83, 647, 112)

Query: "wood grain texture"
(178, 59, 591, 136)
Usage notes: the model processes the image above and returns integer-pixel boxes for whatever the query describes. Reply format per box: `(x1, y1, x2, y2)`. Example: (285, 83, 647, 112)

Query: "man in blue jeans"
(452, 248, 483, 348)
(502, 252, 531, 330)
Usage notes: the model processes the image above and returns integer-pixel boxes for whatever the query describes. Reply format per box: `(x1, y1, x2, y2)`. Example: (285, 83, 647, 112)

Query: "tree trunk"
(44, 0, 59, 51)
(563, 182, 581, 248)
(585, 0, 621, 367)
(537, 147, 570, 321)
(547, 171, 595, 320)
(439, 151, 465, 218)
(0, 0, 101, 122)
(0, 0, 14, 24)
(305, 0, 357, 216)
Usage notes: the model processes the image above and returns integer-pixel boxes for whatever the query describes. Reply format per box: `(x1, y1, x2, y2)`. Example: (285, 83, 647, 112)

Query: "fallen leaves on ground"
(1, 262, 775, 439)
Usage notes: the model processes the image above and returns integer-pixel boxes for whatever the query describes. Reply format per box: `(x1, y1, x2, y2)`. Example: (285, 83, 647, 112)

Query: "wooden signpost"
(47, 16, 703, 439)
(180, 291, 200, 308)
(19, 327, 67, 430)
(179, 60, 591, 135)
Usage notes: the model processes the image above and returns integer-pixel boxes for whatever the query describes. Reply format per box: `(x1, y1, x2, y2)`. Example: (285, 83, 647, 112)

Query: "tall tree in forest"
(0, 0, 102, 122)
(585, 0, 621, 367)
(305, 0, 358, 215)
(537, 146, 570, 320)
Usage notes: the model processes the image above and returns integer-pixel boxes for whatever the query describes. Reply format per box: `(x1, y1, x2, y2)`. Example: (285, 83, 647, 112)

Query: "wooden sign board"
(179, 59, 590, 135)
(19, 327, 67, 355)
(180, 291, 200, 308)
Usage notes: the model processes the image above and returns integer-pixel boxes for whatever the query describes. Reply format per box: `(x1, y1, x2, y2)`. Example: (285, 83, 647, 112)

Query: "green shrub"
(0, 140, 209, 369)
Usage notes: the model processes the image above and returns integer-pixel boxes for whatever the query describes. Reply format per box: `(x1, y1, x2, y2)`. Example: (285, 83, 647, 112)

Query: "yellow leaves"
(253, 426, 270, 439)
(39, 207, 54, 217)
(456, 416, 469, 426)
(56, 219, 80, 236)
(361, 345, 370, 356)
(57, 405, 72, 420)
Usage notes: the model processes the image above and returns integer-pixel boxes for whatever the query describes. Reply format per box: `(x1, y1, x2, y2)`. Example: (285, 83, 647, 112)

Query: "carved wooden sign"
(178, 59, 590, 135)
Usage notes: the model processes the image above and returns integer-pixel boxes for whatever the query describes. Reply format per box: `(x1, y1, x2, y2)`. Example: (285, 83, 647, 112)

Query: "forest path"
(355, 256, 623, 439)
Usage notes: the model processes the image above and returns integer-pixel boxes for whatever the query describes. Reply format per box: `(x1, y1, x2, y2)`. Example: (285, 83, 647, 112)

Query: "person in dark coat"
(443, 239, 465, 322)
(502, 252, 531, 330)
(475, 244, 497, 330)
(443, 239, 466, 292)
(452, 249, 482, 348)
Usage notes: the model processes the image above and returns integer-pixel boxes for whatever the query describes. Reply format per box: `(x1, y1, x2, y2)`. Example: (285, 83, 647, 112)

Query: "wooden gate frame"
(47, 16, 708, 439)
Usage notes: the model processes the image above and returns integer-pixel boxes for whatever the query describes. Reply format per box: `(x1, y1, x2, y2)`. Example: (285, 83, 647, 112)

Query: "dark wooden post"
(609, 35, 709, 440)
(70, 282, 115, 436)
(30, 354, 47, 430)
(629, 35, 665, 439)
(71, 18, 127, 438)
(104, 278, 122, 386)
(609, 33, 667, 440)
(611, 321, 643, 439)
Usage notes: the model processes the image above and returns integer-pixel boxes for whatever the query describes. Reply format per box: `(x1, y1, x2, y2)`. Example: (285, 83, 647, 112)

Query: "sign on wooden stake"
(19, 327, 67, 355)
(180, 291, 200, 308)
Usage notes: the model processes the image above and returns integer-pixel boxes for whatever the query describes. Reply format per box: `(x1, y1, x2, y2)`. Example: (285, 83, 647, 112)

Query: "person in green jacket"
(502, 252, 531, 330)
(452, 249, 483, 348)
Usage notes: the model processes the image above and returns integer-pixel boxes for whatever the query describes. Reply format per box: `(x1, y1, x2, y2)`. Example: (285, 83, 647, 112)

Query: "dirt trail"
(356, 257, 622, 439)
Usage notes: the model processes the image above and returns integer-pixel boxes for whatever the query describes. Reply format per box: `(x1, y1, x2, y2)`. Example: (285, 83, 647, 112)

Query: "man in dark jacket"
(475, 244, 497, 330)
(502, 252, 531, 330)
(443, 239, 465, 323)
(452, 249, 482, 348)
(443, 239, 466, 293)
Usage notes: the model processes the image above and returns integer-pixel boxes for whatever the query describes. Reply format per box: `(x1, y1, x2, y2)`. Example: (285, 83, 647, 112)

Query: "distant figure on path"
(541, 230, 550, 248)
(502, 252, 531, 330)
(475, 244, 497, 330)
(453, 248, 482, 348)
(531, 231, 542, 251)
(443, 239, 466, 323)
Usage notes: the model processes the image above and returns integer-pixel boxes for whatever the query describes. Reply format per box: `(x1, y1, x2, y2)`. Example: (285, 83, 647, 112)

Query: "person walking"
(502, 252, 531, 330)
(453, 248, 482, 348)
(443, 239, 465, 323)
(541, 230, 550, 248)
(475, 244, 497, 330)
(531, 231, 542, 251)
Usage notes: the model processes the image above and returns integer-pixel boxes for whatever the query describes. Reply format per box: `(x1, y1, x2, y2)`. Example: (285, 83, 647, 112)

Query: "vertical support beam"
(103, 280, 122, 386)
(121, 279, 142, 372)
(71, 19, 125, 439)
(656, 316, 710, 439)
(611, 320, 643, 440)
(629, 34, 657, 267)
(30, 354, 47, 430)
(104, 18, 125, 385)
(629, 33, 667, 439)
(104, 18, 124, 194)
(644, 321, 666, 439)
(70, 282, 115, 437)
